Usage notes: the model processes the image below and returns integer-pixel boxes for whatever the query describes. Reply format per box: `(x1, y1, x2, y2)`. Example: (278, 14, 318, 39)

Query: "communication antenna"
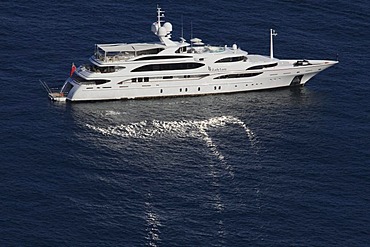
(181, 14, 184, 40)
(270, 29, 277, 59)
(190, 21, 193, 48)
(156, 4, 165, 26)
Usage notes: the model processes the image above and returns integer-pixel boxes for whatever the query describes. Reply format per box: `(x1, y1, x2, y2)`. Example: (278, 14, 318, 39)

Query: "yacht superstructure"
(46, 6, 337, 102)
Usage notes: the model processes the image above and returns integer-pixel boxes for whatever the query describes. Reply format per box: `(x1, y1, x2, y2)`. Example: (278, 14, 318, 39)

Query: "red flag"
(70, 63, 76, 77)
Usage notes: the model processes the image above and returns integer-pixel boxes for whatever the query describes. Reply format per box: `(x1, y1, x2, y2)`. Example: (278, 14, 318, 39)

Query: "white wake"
(86, 115, 256, 177)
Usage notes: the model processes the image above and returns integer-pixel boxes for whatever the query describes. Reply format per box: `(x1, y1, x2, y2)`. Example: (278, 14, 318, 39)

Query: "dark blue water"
(1, 0, 369, 246)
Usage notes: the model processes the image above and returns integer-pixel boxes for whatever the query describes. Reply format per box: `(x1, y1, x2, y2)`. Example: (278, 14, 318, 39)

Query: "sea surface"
(1, 0, 369, 246)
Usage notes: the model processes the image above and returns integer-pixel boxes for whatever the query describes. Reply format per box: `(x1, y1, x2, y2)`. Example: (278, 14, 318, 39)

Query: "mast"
(151, 6, 175, 46)
(181, 14, 184, 40)
(270, 29, 277, 59)
(157, 5, 164, 26)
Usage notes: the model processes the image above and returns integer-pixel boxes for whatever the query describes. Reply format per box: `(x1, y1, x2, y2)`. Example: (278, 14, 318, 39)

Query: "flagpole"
(70, 63, 76, 77)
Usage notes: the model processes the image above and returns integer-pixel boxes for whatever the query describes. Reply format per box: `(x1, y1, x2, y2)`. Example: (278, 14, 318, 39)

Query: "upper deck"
(91, 6, 245, 64)
(94, 43, 167, 62)
(93, 41, 243, 65)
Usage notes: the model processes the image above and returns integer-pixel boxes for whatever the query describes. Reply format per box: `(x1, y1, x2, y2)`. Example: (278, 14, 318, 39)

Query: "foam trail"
(223, 116, 258, 150)
(86, 115, 258, 176)
(198, 126, 234, 178)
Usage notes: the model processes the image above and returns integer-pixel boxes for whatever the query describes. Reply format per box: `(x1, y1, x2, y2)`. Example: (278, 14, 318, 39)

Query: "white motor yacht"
(45, 6, 337, 102)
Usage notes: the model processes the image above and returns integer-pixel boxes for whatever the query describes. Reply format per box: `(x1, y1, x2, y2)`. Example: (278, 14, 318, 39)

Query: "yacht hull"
(63, 61, 336, 102)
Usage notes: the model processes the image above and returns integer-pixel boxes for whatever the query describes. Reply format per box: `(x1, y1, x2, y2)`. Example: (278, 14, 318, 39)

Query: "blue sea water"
(1, 0, 369, 246)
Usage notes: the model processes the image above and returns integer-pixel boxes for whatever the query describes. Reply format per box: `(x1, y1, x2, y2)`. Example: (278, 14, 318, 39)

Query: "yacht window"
(175, 46, 188, 53)
(71, 74, 110, 85)
(215, 56, 247, 63)
(131, 63, 205, 72)
(83, 62, 125, 73)
(135, 55, 191, 61)
(214, 72, 262, 79)
(136, 48, 165, 56)
(247, 63, 278, 70)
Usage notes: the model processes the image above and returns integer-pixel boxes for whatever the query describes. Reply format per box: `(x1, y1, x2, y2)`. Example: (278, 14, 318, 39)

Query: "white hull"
(64, 60, 336, 101)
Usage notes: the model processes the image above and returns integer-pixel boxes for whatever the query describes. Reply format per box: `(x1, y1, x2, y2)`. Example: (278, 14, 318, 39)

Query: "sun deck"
(94, 43, 167, 62)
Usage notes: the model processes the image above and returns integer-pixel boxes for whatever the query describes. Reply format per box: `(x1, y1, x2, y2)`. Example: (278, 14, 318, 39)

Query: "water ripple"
(86, 115, 258, 178)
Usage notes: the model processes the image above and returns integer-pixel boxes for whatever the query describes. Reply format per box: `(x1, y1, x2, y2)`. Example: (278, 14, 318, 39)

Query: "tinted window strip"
(134, 55, 192, 61)
(214, 72, 262, 79)
(247, 63, 278, 70)
(131, 63, 205, 72)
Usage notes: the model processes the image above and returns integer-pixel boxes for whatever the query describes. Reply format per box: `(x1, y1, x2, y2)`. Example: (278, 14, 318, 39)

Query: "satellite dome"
(158, 27, 167, 37)
(163, 22, 173, 33)
(151, 22, 159, 34)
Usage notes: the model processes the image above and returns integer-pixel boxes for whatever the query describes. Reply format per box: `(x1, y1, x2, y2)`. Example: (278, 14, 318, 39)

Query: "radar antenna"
(151, 6, 176, 46)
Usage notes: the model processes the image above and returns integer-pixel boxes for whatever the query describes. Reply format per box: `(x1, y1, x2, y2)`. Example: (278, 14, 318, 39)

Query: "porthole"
(180, 88, 182, 92)
(218, 86, 221, 90)
(214, 86, 217, 90)
(198, 87, 200, 91)
(160, 89, 163, 93)
(185, 88, 188, 92)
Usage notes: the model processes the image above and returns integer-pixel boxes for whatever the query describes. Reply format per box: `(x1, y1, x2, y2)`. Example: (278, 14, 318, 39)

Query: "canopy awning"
(97, 43, 166, 53)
